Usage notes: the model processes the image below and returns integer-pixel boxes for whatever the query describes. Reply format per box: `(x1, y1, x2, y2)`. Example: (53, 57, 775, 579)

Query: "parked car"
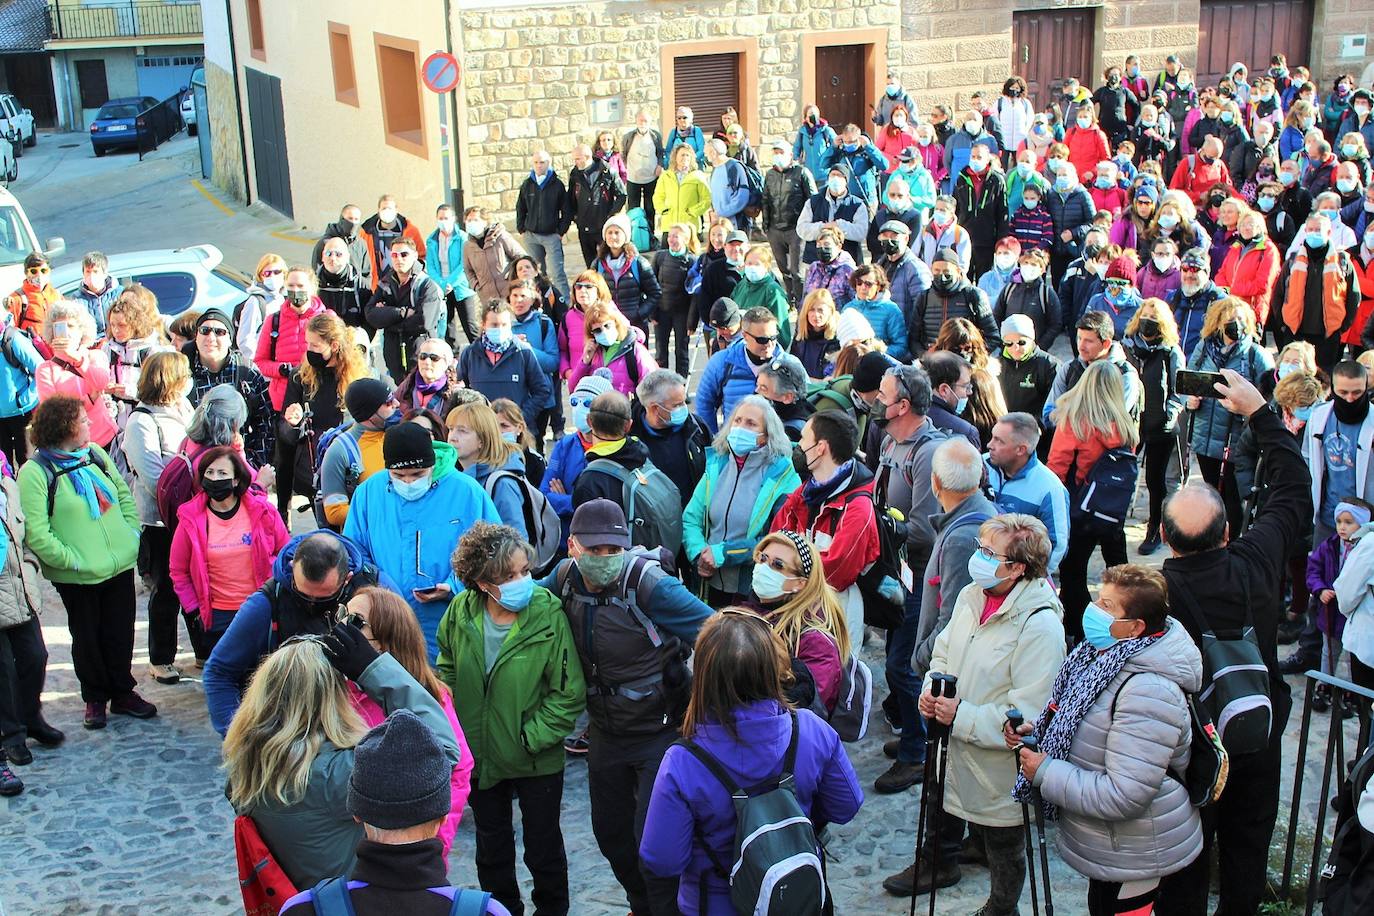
(89, 96, 178, 157)
(50, 245, 250, 321)
(0, 187, 62, 293)
(180, 87, 196, 136)
(0, 94, 34, 160)
(0, 136, 17, 187)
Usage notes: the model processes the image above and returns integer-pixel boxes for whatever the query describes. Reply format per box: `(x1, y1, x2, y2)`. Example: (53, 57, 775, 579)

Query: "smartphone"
(1177, 369, 1226, 399)
(53, 320, 67, 338)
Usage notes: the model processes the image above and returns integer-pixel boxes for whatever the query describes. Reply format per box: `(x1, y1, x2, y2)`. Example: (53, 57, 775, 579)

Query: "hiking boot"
(881, 858, 961, 896)
(147, 663, 181, 685)
(884, 739, 901, 760)
(959, 834, 988, 866)
(0, 754, 21, 797)
(83, 702, 107, 730)
(26, 719, 64, 748)
(874, 760, 924, 794)
(563, 734, 589, 757)
(1137, 528, 1162, 556)
(110, 692, 157, 719)
(1277, 616, 1305, 646)
(3, 742, 31, 766)
(970, 905, 1020, 916)
(1279, 653, 1318, 676)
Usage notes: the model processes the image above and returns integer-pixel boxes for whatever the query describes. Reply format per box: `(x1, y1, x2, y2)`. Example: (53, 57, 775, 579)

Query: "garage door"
(672, 53, 740, 138)
(136, 53, 202, 105)
(1197, 0, 1313, 89)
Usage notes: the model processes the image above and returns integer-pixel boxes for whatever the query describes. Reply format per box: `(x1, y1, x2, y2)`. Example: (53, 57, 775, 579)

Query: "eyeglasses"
(1006, 338, 1032, 348)
(975, 540, 1011, 562)
(752, 552, 800, 576)
(1179, 265, 1203, 274)
(574, 282, 597, 291)
(855, 279, 879, 289)
(392, 251, 415, 260)
(198, 326, 229, 337)
(416, 352, 445, 362)
(25, 266, 48, 276)
(260, 268, 284, 277)
(569, 395, 592, 409)
(745, 331, 777, 345)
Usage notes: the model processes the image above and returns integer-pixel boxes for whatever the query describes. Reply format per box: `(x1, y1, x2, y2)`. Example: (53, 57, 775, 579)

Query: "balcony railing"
(48, 1, 202, 41)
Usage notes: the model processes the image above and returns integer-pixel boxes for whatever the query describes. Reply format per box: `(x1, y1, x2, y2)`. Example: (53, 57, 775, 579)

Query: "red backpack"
(234, 814, 298, 916)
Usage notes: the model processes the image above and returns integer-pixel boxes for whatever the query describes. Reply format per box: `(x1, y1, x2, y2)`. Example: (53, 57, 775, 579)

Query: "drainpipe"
(443, 0, 464, 216)
(222, 0, 251, 204)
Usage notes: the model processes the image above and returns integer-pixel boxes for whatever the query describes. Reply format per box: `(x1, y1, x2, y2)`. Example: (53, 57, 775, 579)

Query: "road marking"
(270, 230, 315, 246)
(190, 179, 235, 217)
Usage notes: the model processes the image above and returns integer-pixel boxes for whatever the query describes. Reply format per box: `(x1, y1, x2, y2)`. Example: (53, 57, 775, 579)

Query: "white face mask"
(437, 218, 456, 233)
(1152, 255, 1172, 272)
(994, 252, 1017, 271)
(1019, 265, 1043, 283)
(466, 220, 487, 237)
(379, 209, 398, 223)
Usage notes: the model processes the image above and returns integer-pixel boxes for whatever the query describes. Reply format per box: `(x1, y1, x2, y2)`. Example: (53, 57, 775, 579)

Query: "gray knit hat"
(347, 709, 452, 828)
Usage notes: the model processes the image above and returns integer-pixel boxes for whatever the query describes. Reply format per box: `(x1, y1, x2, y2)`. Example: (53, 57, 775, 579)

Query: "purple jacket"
(1308, 533, 1354, 637)
(1135, 260, 1181, 301)
(640, 701, 863, 915)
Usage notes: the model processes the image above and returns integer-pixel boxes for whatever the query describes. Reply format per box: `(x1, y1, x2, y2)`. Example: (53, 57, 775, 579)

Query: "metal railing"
(135, 93, 182, 160)
(48, 1, 202, 41)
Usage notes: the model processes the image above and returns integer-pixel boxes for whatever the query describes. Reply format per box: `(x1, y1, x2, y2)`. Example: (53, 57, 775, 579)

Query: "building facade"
(206, 0, 1374, 235)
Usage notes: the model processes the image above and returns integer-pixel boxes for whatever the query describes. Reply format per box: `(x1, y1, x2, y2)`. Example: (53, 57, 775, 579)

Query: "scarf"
(37, 446, 116, 519)
(1283, 246, 1349, 334)
(1012, 630, 1165, 820)
(412, 372, 448, 406)
(531, 169, 550, 187)
(801, 460, 854, 511)
(480, 333, 512, 356)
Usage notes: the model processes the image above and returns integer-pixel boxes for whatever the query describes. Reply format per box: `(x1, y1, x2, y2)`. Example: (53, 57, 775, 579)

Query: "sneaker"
(26, 719, 64, 748)
(110, 692, 157, 719)
(874, 760, 925, 794)
(970, 905, 1020, 916)
(1137, 530, 1162, 556)
(0, 754, 21, 797)
(1279, 653, 1318, 676)
(882, 704, 904, 736)
(563, 734, 589, 757)
(84, 702, 107, 730)
(147, 663, 181, 685)
(881, 858, 961, 896)
(3, 742, 31, 765)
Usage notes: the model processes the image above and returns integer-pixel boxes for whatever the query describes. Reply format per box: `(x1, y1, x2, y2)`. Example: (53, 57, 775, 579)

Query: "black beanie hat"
(347, 709, 453, 829)
(345, 378, 392, 423)
(852, 351, 898, 394)
(383, 422, 435, 470)
(197, 306, 236, 337)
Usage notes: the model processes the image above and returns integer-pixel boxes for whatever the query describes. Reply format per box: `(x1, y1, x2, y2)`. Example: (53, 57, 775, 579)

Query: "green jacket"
(730, 274, 794, 348)
(436, 585, 586, 790)
(18, 445, 140, 585)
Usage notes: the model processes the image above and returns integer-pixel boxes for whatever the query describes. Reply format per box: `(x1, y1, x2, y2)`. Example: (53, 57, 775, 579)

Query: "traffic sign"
(422, 52, 461, 93)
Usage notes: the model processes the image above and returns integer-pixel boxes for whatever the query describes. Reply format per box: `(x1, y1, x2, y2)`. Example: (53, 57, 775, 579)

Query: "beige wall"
(1313, 0, 1374, 86)
(206, 61, 246, 203)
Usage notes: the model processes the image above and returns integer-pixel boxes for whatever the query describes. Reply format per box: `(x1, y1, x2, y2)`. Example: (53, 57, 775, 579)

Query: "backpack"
(485, 468, 561, 576)
(729, 159, 766, 219)
(155, 446, 195, 530)
(805, 374, 855, 416)
(32, 448, 119, 518)
(307, 876, 492, 916)
(844, 476, 908, 630)
(685, 254, 706, 296)
(583, 457, 682, 555)
(311, 422, 363, 532)
(627, 206, 652, 252)
(1069, 445, 1140, 537)
(1171, 583, 1274, 757)
(676, 712, 827, 916)
(801, 628, 873, 743)
(233, 814, 298, 916)
(1112, 671, 1229, 808)
(1319, 741, 1374, 914)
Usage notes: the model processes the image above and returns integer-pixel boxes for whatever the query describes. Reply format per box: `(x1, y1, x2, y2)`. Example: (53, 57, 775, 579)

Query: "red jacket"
(1215, 238, 1283, 329)
(1345, 251, 1374, 346)
(1048, 422, 1126, 487)
(253, 297, 332, 410)
(1064, 126, 1111, 184)
(168, 487, 289, 628)
(1168, 154, 1234, 204)
(770, 464, 880, 592)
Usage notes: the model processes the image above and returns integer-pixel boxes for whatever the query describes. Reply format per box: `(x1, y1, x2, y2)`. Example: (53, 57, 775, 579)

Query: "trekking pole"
(1007, 708, 1041, 916)
(926, 673, 958, 916)
(908, 673, 946, 916)
(1021, 733, 1055, 916)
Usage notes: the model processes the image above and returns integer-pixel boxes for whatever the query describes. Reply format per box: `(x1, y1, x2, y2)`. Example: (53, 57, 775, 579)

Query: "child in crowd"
(1309, 499, 1373, 711)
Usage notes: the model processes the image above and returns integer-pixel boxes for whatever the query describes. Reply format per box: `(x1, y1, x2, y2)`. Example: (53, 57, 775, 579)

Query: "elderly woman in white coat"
(882, 512, 1065, 912)
(1012, 563, 1203, 916)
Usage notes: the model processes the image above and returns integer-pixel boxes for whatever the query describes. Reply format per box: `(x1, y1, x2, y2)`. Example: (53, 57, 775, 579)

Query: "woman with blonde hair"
(1185, 295, 1273, 533)
(1049, 360, 1142, 640)
(568, 299, 656, 397)
(344, 586, 474, 857)
(489, 397, 545, 487)
(222, 627, 460, 891)
(101, 283, 167, 420)
(1271, 339, 1321, 391)
(791, 288, 841, 379)
(237, 252, 288, 354)
(36, 302, 116, 449)
(750, 531, 851, 713)
(731, 245, 793, 347)
(447, 399, 531, 539)
(652, 220, 703, 375)
(1124, 299, 1185, 554)
(558, 269, 612, 382)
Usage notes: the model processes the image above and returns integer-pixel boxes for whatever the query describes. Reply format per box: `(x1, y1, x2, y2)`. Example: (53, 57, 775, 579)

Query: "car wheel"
(12, 141, 20, 160)
(7, 160, 16, 183)
(93, 145, 105, 158)
(24, 130, 35, 148)
(188, 123, 197, 137)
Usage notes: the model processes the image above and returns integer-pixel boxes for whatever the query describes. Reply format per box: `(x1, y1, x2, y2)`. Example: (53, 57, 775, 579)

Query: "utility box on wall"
(589, 96, 623, 125)
(1342, 35, 1368, 59)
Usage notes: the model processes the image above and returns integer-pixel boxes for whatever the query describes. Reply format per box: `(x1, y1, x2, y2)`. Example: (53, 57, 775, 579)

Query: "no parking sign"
(422, 52, 462, 93)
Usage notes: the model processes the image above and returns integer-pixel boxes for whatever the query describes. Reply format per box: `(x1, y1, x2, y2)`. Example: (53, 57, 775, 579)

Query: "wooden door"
(1012, 8, 1096, 111)
(1197, 0, 1313, 89)
(245, 67, 292, 218)
(5, 55, 56, 128)
(815, 45, 867, 131)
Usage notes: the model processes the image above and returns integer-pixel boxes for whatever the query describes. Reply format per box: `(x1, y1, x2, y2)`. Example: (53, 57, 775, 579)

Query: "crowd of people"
(1, 47, 1373, 916)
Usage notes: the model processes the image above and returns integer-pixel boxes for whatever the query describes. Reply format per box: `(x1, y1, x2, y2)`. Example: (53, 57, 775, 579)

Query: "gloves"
(877, 575, 905, 605)
(320, 620, 380, 682)
(279, 363, 292, 378)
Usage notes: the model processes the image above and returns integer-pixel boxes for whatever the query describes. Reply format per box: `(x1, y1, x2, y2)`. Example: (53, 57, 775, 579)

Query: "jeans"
(587, 727, 681, 915)
(468, 771, 570, 916)
(1058, 517, 1127, 642)
(142, 524, 188, 666)
(522, 232, 570, 300)
(54, 569, 137, 704)
(0, 615, 47, 749)
(766, 227, 805, 305)
(885, 587, 927, 765)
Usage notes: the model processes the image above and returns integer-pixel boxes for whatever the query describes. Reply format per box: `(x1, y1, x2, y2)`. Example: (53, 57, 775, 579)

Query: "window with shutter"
(673, 53, 740, 135)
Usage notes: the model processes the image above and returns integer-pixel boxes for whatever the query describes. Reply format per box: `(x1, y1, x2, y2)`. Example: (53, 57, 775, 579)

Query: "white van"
(0, 187, 63, 294)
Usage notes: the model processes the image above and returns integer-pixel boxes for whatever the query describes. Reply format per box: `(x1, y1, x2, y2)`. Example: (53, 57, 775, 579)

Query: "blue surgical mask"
(966, 548, 1006, 590)
(1095, 176, 1113, 189)
(391, 473, 432, 502)
(743, 264, 768, 283)
(1076, 116, 1092, 129)
(827, 176, 847, 195)
(1279, 171, 1298, 187)
(969, 158, 988, 174)
(955, 396, 969, 413)
(1343, 144, 1360, 159)
(1258, 195, 1277, 212)
(1294, 404, 1315, 422)
(594, 328, 617, 347)
(751, 563, 795, 601)
(491, 573, 534, 612)
(1277, 363, 1298, 380)
(501, 430, 519, 444)
(485, 327, 512, 348)
(668, 404, 690, 426)
(573, 404, 592, 435)
(1320, 208, 1342, 224)
(842, 142, 858, 153)
(1306, 232, 1328, 248)
(1016, 162, 1033, 178)
(1082, 602, 1120, 650)
(1055, 176, 1072, 192)
(1046, 157, 1065, 174)
(1158, 213, 1179, 229)
(727, 427, 760, 456)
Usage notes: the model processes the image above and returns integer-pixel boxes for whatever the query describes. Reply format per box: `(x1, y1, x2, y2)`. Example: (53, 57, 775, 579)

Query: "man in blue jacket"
(693, 307, 780, 435)
(821, 123, 889, 213)
(203, 530, 399, 735)
(705, 139, 750, 225)
(984, 412, 1071, 571)
(877, 220, 933, 319)
(455, 301, 553, 430)
(663, 106, 706, 169)
(344, 423, 501, 659)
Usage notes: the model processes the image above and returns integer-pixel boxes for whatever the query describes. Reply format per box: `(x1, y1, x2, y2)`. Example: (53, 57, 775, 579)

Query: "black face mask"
(816, 247, 838, 263)
(291, 579, 348, 623)
(306, 349, 330, 370)
(1209, 193, 1226, 207)
(879, 238, 902, 257)
(791, 443, 815, 480)
(932, 274, 957, 292)
(1334, 394, 1371, 424)
(1222, 319, 1243, 341)
(807, 114, 818, 125)
(1137, 317, 1161, 338)
(339, 219, 358, 236)
(201, 477, 237, 502)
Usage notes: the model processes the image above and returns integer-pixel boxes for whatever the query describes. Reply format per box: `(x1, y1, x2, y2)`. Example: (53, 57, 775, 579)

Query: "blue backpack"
(627, 206, 652, 252)
(1069, 446, 1139, 537)
(728, 160, 765, 217)
(311, 422, 362, 531)
(307, 877, 492, 915)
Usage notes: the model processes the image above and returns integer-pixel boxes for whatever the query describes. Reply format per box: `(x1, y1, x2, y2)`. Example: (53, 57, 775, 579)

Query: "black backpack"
(1069, 446, 1140, 537)
(1320, 741, 1374, 914)
(845, 470, 908, 630)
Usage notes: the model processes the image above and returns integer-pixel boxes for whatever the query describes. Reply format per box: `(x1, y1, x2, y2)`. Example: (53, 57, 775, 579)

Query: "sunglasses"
(198, 326, 229, 337)
(260, 268, 284, 277)
(745, 332, 778, 345)
(392, 251, 415, 259)
(855, 279, 879, 289)
(574, 282, 597, 291)
(1105, 278, 1131, 288)
(1180, 265, 1203, 273)
(416, 352, 445, 362)
(752, 552, 800, 576)
(1006, 338, 1032, 348)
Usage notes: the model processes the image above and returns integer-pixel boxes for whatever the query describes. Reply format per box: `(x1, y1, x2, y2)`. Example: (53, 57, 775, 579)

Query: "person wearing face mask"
(1332, 160, 1366, 213)
(313, 204, 374, 293)
(874, 218, 933, 315)
(436, 521, 585, 916)
(1344, 222, 1374, 359)
(920, 349, 981, 448)
(1123, 300, 1185, 555)
(629, 368, 708, 509)
(236, 253, 288, 356)
(541, 498, 709, 916)
(801, 223, 859, 308)
(992, 250, 1062, 350)
(840, 263, 908, 362)
(695, 226, 752, 322)
(1134, 235, 1181, 301)
(1167, 135, 1234, 208)
(316, 234, 370, 334)
(1088, 160, 1129, 220)
(365, 237, 446, 383)
(908, 247, 997, 358)
(940, 108, 995, 195)
(1216, 210, 1282, 330)
(1163, 247, 1224, 358)
(1129, 102, 1176, 170)
(731, 245, 794, 348)
(460, 205, 525, 310)
(1093, 66, 1138, 147)
(360, 195, 425, 287)
(254, 266, 331, 415)
(1340, 162, 1374, 237)
(1008, 180, 1057, 254)
(1065, 104, 1112, 184)
(647, 224, 698, 376)
(994, 76, 1035, 155)
(1185, 95, 1227, 158)
(99, 284, 169, 437)
(1046, 162, 1096, 283)
(1083, 252, 1144, 339)
(1337, 88, 1374, 156)
(917, 194, 976, 274)
(317, 378, 401, 530)
(754, 353, 815, 441)
(1277, 214, 1362, 372)
(798, 158, 870, 263)
(1325, 76, 1356, 143)
(542, 369, 613, 545)
(446, 399, 539, 552)
(168, 444, 288, 665)
(877, 104, 919, 169)
(1005, 148, 1050, 213)
(871, 170, 927, 256)
(1255, 180, 1298, 251)
(872, 70, 918, 128)
(977, 236, 1021, 304)
(1228, 117, 1277, 192)
(569, 142, 629, 267)
(952, 144, 1008, 277)
(345, 421, 500, 659)
(792, 104, 838, 184)
(426, 203, 481, 349)
(456, 301, 553, 431)
(1301, 137, 1340, 199)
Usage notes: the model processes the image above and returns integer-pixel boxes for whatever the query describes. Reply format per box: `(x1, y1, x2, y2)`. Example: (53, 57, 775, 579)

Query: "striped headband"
(773, 530, 814, 577)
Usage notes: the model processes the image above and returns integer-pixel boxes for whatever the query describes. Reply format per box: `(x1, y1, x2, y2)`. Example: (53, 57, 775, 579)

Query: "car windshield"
(211, 265, 250, 292)
(98, 105, 139, 120)
(0, 206, 35, 268)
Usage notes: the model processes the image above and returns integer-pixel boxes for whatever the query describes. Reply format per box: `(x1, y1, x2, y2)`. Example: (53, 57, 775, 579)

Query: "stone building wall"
(205, 62, 245, 204)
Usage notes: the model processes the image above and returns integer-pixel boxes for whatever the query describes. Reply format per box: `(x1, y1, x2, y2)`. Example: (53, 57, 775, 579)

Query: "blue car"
(89, 96, 168, 156)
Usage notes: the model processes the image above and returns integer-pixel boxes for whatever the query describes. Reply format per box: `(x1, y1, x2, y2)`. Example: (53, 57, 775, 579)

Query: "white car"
(0, 94, 35, 159)
(0, 137, 17, 187)
(0, 186, 61, 293)
(180, 89, 196, 136)
(50, 245, 250, 320)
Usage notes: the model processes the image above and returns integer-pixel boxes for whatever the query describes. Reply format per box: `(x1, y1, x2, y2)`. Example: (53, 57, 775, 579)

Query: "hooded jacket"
(316, 263, 369, 329)
(424, 227, 474, 303)
(169, 486, 290, 627)
(820, 141, 889, 205)
(1167, 281, 1227, 358)
(461, 450, 531, 541)
(793, 119, 839, 182)
(515, 169, 571, 237)
(512, 306, 559, 410)
(652, 167, 712, 235)
(568, 160, 628, 234)
(463, 224, 525, 305)
(435, 585, 586, 791)
(312, 220, 373, 292)
(1033, 620, 1204, 882)
(0, 317, 41, 418)
(993, 278, 1063, 350)
(1046, 184, 1097, 258)
(254, 297, 331, 410)
(37, 350, 117, 448)
(953, 166, 1008, 250)
(595, 251, 662, 326)
(1215, 237, 1283, 329)
(770, 461, 880, 593)
(882, 249, 934, 318)
(730, 273, 794, 348)
(455, 338, 553, 430)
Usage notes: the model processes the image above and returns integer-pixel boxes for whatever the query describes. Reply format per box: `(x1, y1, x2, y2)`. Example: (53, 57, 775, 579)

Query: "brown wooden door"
(673, 54, 740, 139)
(5, 54, 56, 128)
(1197, 0, 1313, 89)
(1012, 8, 1096, 111)
(815, 45, 866, 131)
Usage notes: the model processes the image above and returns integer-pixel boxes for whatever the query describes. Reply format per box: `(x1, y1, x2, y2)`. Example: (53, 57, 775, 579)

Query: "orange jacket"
(1048, 422, 1125, 487)
(1215, 238, 1282, 329)
(1168, 154, 1233, 205)
(358, 217, 425, 291)
(6, 281, 58, 334)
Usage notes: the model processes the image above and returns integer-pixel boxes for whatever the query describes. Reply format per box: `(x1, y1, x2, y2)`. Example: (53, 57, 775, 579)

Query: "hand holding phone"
(1176, 369, 1226, 399)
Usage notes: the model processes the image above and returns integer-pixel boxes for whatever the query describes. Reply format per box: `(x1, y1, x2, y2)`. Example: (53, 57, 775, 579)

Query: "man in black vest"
(543, 499, 713, 916)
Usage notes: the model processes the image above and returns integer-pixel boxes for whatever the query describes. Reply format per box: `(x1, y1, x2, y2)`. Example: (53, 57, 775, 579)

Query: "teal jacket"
(18, 444, 139, 585)
(683, 449, 800, 570)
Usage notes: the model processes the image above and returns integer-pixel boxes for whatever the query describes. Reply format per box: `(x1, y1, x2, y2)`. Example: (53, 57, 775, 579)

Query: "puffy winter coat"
(169, 488, 289, 628)
(595, 254, 662, 326)
(424, 228, 474, 301)
(1034, 620, 1203, 882)
(254, 298, 331, 411)
(651, 168, 712, 235)
(463, 224, 526, 304)
(841, 296, 908, 361)
(1214, 237, 1283, 329)
(1186, 337, 1273, 460)
(1064, 125, 1111, 182)
(1046, 185, 1097, 258)
(792, 120, 839, 182)
(993, 278, 1062, 350)
(566, 326, 657, 398)
(762, 163, 816, 233)
(883, 250, 933, 317)
(0, 319, 40, 419)
(907, 279, 998, 356)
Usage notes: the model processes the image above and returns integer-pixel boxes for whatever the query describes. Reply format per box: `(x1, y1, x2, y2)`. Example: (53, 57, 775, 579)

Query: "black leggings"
(1088, 878, 1159, 915)
(0, 411, 30, 467)
(1196, 453, 1243, 534)
(655, 309, 691, 378)
(1142, 434, 1177, 533)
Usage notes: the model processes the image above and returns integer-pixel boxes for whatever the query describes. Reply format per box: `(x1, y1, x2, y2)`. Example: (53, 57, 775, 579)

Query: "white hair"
(931, 437, 983, 493)
(637, 368, 686, 406)
(711, 395, 791, 461)
(707, 138, 728, 157)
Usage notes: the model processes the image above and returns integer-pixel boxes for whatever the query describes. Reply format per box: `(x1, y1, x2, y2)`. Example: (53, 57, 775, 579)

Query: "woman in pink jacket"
(344, 586, 473, 857)
(168, 445, 288, 654)
(557, 270, 603, 383)
(253, 266, 332, 412)
(566, 299, 657, 397)
(35, 301, 117, 449)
